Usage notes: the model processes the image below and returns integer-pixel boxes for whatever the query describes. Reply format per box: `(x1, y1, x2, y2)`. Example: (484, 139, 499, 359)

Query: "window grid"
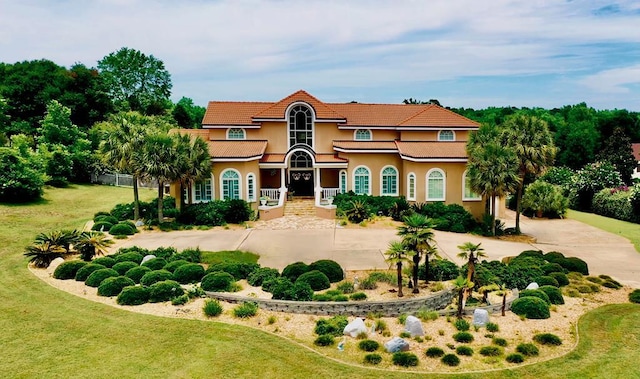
(427, 170, 445, 200)
(289, 105, 313, 147)
(247, 174, 255, 202)
(408, 173, 416, 200)
(340, 170, 347, 194)
(354, 129, 371, 140)
(354, 167, 370, 195)
(381, 167, 397, 195)
(222, 170, 240, 200)
(463, 172, 481, 200)
(227, 128, 245, 140)
(438, 130, 454, 141)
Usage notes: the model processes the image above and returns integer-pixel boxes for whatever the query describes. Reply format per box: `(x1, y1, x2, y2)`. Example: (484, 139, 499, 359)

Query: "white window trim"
(407, 172, 416, 201)
(437, 130, 456, 141)
(226, 128, 246, 140)
(286, 102, 315, 150)
(187, 175, 214, 203)
(353, 129, 373, 141)
(379, 165, 398, 196)
(462, 170, 482, 201)
(220, 168, 242, 200)
(426, 168, 446, 201)
(339, 169, 347, 194)
(246, 172, 256, 202)
(352, 165, 371, 195)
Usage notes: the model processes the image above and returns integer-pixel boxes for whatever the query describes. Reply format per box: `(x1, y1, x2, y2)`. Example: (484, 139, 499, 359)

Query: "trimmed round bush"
(125, 266, 151, 283)
(519, 289, 551, 304)
(630, 289, 640, 304)
(91, 257, 116, 268)
(295, 270, 330, 291)
(75, 263, 106, 281)
(112, 261, 138, 276)
(516, 343, 539, 356)
(97, 276, 135, 297)
(441, 353, 460, 367)
(141, 257, 168, 271)
(206, 262, 259, 280)
(140, 270, 174, 287)
(456, 345, 473, 356)
(358, 340, 380, 352)
(117, 285, 150, 305)
(163, 259, 190, 273)
(533, 333, 562, 345)
(363, 353, 382, 365)
(308, 259, 344, 283)
(349, 292, 367, 301)
(541, 262, 565, 275)
(423, 259, 460, 281)
(392, 352, 419, 367)
(148, 280, 184, 303)
(506, 353, 524, 363)
(270, 279, 313, 301)
(544, 251, 565, 263)
(114, 252, 144, 264)
(201, 272, 235, 292)
(314, 334, 335, 347)
(173, 263, 205, 284)
(94, 215, 118, 225)
(558, 257, 589, 275)
(511, 296, 550, 319)
(281, 261, 310, 281)
(539, 285, 565, 305)
(247, 267, 280, 287)
(233, 302, 258, 318)
(203, 299, 223, 317)
(425, 347, 444, 358)
(109, 223, 136, 236)
(453, 332, 474, 343)
(479, 346, 503, 356)
(549, 272, 569, 286)
(91, 221, 113, 232)
(537, 275, 560, 287)
(53, 261, 87, 280)
(85, 268, 119, 287)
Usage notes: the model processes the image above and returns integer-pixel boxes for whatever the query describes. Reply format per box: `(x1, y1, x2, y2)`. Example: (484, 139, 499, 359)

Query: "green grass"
(1, 185, 639, 378)
(568, 209, 640, 252)
(201, 250, 260, 265)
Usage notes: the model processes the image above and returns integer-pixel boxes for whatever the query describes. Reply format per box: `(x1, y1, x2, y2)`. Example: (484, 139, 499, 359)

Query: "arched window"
(290, 151, 312, 168)
(380, 166, 398, 196)
(339, 170, 347, 194)
(221, 170, 240, 200)
(354, 129, 372, 140)
(463, 170, 481, 201)
(426, 169, 445, 201)
(227, 128, 245, 140)
(246, 173, 256, 202)
(438, 130, 455, 141)
(289, 105, 313, 147)
(353, 166, 370, 195)
(407, 173, 416, 201)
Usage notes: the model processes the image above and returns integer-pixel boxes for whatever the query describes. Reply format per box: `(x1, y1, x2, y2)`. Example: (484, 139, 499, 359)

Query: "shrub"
(97, 276, 135, 296)
(141, 257, 168, 271)
(392, 352, 419, 367)
(247, 267, 280, 287)
(345, 200, 370, 223)
(363, 353, 382, 365)
(201, 272, 235, 292)
(171, 247, 202, 263)
(358, 340, 380, 352)
(479, 346, 503, 356)
(163, 259, 190, 273)
(140, 270, 174, 287)
(207, 262, 259, 280)
(544, 251, 565, 263)
(173, 263, 205, 284)
(537, 275, 560, 287)
(629, 289, 640, 304)
(539, 285, 565, 305)
(367, 271, 396, 284)
(586, 276, 604, 284)
(75, 263, 106, 281)
(336, 281, 355, 294)
(171, 294, 189, 305)
(603, 279, 623, 289)
(511, 296, 550, 319)
(314, 334, 335, 347)
(117, 285, 150, 305)
(349, 292, 367, 301)
(549, 272, 569, 286)
(262, 277, 291, 293)
(85, 268, 119, 287)
(109, 223, 136, 236)
(53, 261, 87, 280)
(425, 347, 444, 358)
(492, 337, 508, 347)
(454, 318, 470, 331)
(422, 259, 460, 281)
(416, 309, 439, 322)
(519, 289, 551, 304)
(91, 256, 116, 268)
(148, 280, 184, 303)
(486, 322, 499, 332)
(112, 261, 138, 276)
(516, 343, 540, 356)
(151, 247, 177, 260)
(295, 270, 330, 291)
(203, 299, 223, 317)
(533, 333, 563, 346)
(359, 277, 377, 290)
(124, 266, 151, 283)
(522, 180, 568, 218)
(456, 345, 473, 356)
(441, 353, 460, 367)
(453, 332, 474, 343)
(307, 259, 344, 283)
(541, 262, 565, 275)
(91, 221, 113, 232)
(506, 353, 525, 364)
(94, 214, 118, 224)
(114, 252, 144, 264)
(558, 257, 589, 275)
(281, 262, 310, 281)
(314, 315, 348, 336)
(233, 302, 258, 318)
(223, 198, 252, 224)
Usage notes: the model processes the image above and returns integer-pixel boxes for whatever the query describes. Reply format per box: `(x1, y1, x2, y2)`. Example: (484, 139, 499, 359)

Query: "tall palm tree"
(385, 240, 414, 298)
(453, 276, 474, 319)
(397, 213, 436, 292)
(75, 231, 114, 261)
(174, 132, 212, 208)
(24, 242, 67, 268)
(501, 114, 557, 234)
(457, 242, 486, 296)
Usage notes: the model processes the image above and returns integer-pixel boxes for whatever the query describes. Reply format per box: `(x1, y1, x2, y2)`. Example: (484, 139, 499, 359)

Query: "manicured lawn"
(201, 250, 260, 265)
(0, 185, 638, 378)
(568, 209, 640, 253)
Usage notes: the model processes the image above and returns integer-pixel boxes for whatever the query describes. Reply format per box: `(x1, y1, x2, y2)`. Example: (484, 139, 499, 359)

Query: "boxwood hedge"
(97, 276, 136, 297)
(117, 285, 150, 305)
(139, 270, 174, 287)
(511, 296, 550, 319)
(124, 266, 152, 284)
(148, 280, 184, 303)
(112, 261, 138, 276)
(53, 261, 87, 280)
(74, 263, 106, 281)
(173, 263, 205, 284)
(85, 268, 119, 287)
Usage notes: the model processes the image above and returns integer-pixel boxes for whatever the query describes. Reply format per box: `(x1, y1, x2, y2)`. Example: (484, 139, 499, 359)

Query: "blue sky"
(1, 0, 639, 110)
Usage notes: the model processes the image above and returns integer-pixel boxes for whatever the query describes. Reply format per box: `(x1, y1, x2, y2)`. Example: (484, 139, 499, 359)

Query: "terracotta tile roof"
(333, 140, 398, 151)
(202, 101, 270, 126)
(253, 90, 346, 120)
(395, 141, 468, 159)
(208, 140, 267, 160)
(316, 154, 348, 163)
(397, 105, 480, 128)
(260, 154, 286, 163)
(633, 143, 640, 161)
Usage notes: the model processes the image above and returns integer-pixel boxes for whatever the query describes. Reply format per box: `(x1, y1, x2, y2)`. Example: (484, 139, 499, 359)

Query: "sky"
(1, 0, 640, 111)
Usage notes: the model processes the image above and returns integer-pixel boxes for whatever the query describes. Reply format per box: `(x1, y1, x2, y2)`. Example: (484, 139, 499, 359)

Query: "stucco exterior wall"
(345, 153, 404, 196)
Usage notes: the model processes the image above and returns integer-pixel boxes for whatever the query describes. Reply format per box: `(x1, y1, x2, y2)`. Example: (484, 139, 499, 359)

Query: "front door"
(289, 170, 314, 196)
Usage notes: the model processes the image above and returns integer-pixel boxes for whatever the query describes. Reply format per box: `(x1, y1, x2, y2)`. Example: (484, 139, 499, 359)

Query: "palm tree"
(453, 276, 474, 319)
(174, 132, 211, 207)
(457, 242, 486, 296)
(75, 231, 114, 261)
(385, 240, 414, 298)
(24, 242, 67, 268)
(34, 229, 81, 254)
(501, 114, 557, 234)
(397, 213, 436, 292)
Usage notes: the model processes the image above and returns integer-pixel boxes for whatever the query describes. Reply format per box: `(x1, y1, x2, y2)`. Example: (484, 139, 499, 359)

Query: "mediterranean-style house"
(170, 90, 492, 220)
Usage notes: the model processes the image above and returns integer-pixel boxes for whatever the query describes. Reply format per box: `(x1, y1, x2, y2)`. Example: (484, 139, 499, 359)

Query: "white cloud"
(580, 64, 640, 93)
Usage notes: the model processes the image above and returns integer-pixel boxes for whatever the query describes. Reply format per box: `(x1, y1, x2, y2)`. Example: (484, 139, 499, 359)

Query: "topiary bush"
(539, 285, 565, 305)
(233, 302, 258, 318)
(363, 353, 382, 365)
(91, 221, 113, 232)
(124, 266, 151, 284)
(163, 259, 190, 273)
(295, 270, 331, 291)
(533, 333, 562, 345)
(456, 345, 474, 356)
(109, 223, 136, 236)
(441, 353, 460, 367)
(53, 261, 87, 280)
(114, 252, 144, 264)
(628, 289, 640, 304)
(97, 276, 135, 297)
(206, 262, 259, 280)
(141, 257, 168, 271)
(506, 353, 524, 363)
(203, 299, 223, 317)
(112, 261, 139, 276)
(314, 315, 348, 336)
(173, 263, 205, 284)
(117, 285, 150, 305)
(392, 352, 419, 367)
(281, 261, 310, 282)
(270, 279, 313, 301)
(358, 340, 380, 352)
(425, 347, 445, 358)
(519, 289, 551, 304)
(453, 332, 474, 343)
(558, 257, 589, 275)
(140, 270, 174, 287)
(516, 343, 539, 356)
(314, 334, 335, 347)
(91, 256, 116, 268)
(479, 346, 503, 356)
(511, 296, 550, 319)
(308, 260, 344, 283)
(75, 263, 106, 281)
(549, 272, 569, 286)
(201, 272, 235, 292)
(85, 268, 119, 287)
(544, 251, 565, 263)
(247, 267, 280, 287)
(537, 275, 560, 287)
(148, 280, 184, 303)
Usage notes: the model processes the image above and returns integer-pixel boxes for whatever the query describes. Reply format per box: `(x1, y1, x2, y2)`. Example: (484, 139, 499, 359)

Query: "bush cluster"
(207, 262, 259, 280)
(233, 302, 258, 318)
(539, 285, 565, 305)
(519, 289, 551, 304)
(91, 257, 116, 268)
(109, 223, 136, 236)
(177, 199, 251, 226)
(592, 187, 639, 223)
(117, 286, 150, 305)
(91, 221, 113, 232)
(314, 334, 335, 347)
(549, 272, 569, 286)
(281, 262, 310, 282)
(75, 263, 106, 281)
(308, 260, 344, 283)
(163, 259, 190, 273)
(420, 258, 460, 281)
(114, 252, 144, 264)
(53, 261, 87, 280)
(109, 196, 178, 221)
(247, 267, 280, 287)
(629, 289, 640, 304)
(171, 247, 202, 263)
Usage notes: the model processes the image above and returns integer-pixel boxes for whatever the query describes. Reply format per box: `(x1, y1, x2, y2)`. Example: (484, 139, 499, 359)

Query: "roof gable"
(397, 104, 479, 128)
(252, 90, 345, 120)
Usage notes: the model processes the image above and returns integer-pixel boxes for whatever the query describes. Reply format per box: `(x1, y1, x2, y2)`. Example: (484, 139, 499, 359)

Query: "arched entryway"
(288, 150, 314, 196)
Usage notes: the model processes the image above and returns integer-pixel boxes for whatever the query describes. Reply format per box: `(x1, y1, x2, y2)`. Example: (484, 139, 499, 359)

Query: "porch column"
(280, 168, 286, 189)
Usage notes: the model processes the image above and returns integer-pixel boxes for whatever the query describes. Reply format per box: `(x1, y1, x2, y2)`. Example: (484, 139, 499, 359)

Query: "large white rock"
(47, 257, 65, 275)
(384, 337, 410, 353)
(472, 309, 490, 327)
(343, 318, 368, 338)
(404, 315, 425, 337)
(525, 282, 539, 290)
(140, 255, 156, 265)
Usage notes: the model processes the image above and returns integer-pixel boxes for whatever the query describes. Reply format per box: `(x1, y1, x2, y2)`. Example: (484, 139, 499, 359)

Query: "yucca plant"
(24, 242, 67, 268)
(75, 231, 114, 261)
(345, 200, 370, 223)
(34, 229, 82, 254)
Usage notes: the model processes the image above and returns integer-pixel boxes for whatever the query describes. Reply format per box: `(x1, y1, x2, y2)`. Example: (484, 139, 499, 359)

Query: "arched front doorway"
(288, 150, 314, 196)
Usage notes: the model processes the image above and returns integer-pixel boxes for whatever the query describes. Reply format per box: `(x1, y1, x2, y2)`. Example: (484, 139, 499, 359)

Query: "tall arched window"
(407, 173, 416, 201)
(438, 130, 455, 141)
(339, 170, 347, 194)
(221, 170, 240, 200)
(289, 105, 313, 147)
(246, 173, 256, 202)
(463, 170, 481, 200)
(290, 151, 312, 168)
(381, 166, 398, 195)
(426, 169, 445, 201)
(227, 128, 245, 140)
(353, 166, 370, 195)
(354, 129, 372, 140)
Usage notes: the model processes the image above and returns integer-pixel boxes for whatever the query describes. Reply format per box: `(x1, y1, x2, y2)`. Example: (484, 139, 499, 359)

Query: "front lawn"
(568, 209, 640, 253)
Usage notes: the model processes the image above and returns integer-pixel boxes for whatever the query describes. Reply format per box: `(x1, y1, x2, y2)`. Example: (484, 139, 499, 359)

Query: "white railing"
(260, 188, 280, 201)
(322, 188, 340, 199)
